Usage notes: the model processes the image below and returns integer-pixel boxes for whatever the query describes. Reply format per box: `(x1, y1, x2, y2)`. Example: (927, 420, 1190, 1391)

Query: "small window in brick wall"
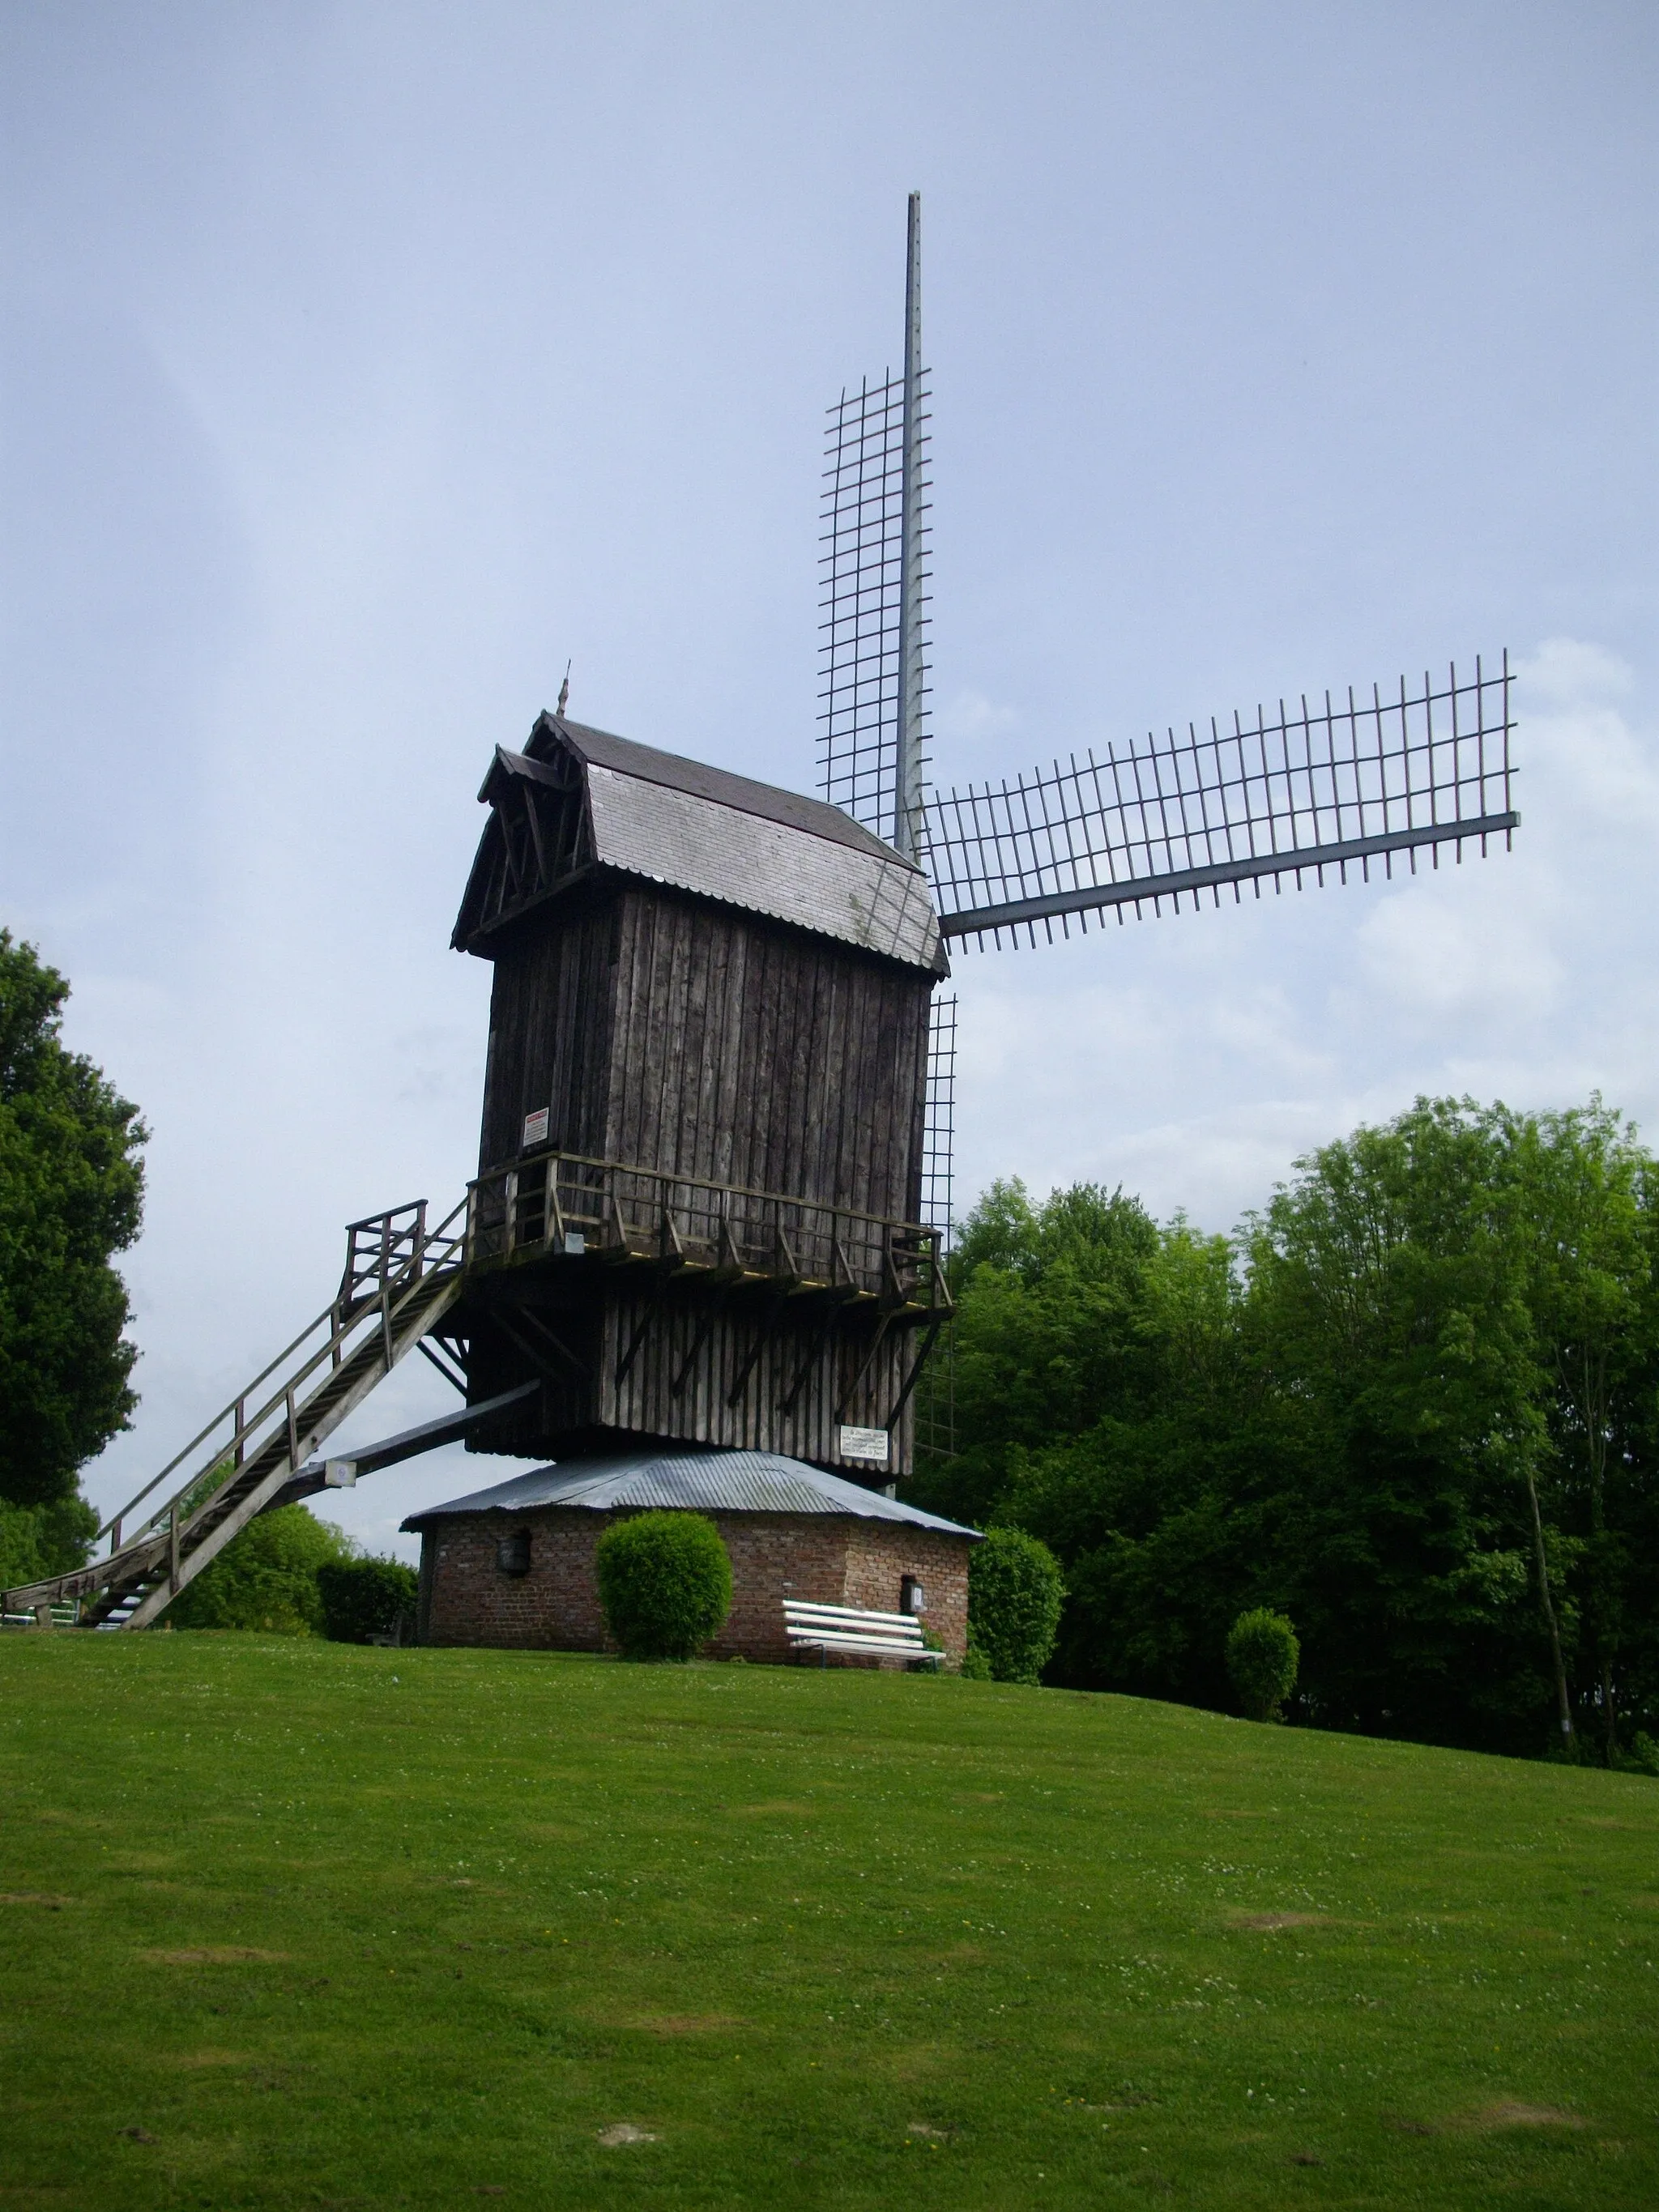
(900, 1575, 925, 1617)
(497, 1529, 531, 1577)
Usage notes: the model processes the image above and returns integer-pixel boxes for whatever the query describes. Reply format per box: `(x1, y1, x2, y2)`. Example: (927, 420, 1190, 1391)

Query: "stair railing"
(96, 1196, 467, 1564)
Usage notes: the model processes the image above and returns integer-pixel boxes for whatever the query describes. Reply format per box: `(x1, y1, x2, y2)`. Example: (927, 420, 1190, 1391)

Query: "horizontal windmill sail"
(923, 657, 1518, 947)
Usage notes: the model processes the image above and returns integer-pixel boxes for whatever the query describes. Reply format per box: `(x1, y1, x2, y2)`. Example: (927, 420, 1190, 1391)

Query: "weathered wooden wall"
(458, 1285, 919, 1476)
(479, 897, 621, 1172)
(480, 882, 932, 1225)
(468, 874, 936, 1479)
(597, 1292, 917, 1470)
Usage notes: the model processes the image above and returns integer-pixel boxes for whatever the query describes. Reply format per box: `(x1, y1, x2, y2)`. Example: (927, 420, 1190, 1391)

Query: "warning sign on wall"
(522, 1106, 550, 1150)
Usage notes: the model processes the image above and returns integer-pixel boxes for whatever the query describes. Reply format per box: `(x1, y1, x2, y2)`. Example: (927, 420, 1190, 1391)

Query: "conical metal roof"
(402, 1446, 979, 1537)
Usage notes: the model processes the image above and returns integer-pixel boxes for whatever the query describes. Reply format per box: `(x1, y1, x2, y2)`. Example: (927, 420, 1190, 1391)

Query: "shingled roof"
(402, 1446, 981, 1537)
(452, 712, 945, 974)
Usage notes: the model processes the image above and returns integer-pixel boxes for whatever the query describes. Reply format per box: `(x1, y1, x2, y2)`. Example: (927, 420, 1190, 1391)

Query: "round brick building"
(404, 1447, 979, 1664)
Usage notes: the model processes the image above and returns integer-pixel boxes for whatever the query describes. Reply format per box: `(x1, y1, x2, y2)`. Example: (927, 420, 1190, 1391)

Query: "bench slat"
(787, 1623, 926, 1646)
(783, 1604, 919, 1630)
(787, 1634, 940, 1658)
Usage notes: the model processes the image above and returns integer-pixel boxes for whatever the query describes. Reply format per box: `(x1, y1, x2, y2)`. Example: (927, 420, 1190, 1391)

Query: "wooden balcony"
(464, 1149, 949, 1324)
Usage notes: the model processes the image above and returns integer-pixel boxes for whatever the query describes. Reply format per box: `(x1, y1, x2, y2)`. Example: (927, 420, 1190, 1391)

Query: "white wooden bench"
(783, 1599, 942, 1669)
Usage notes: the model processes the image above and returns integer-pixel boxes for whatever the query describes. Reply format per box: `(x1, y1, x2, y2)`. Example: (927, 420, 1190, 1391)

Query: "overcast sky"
(2, 3, 1655, 1558)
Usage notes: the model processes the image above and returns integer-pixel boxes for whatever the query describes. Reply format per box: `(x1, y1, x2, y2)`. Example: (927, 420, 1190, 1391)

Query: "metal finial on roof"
(556, 661, 570, 718)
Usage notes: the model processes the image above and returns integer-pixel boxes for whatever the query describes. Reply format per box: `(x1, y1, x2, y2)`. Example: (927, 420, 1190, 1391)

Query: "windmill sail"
(819, 196, 931, 850)
(923, 658, 1518, 947)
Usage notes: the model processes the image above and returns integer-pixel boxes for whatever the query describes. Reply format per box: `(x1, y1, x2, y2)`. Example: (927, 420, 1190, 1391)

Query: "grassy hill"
(2, 1636, 1655, 2210)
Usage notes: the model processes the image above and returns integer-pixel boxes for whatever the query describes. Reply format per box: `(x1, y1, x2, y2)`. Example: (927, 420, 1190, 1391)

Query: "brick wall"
(845, 1525, 968, 1660)
(420, 1508, 970, 1664)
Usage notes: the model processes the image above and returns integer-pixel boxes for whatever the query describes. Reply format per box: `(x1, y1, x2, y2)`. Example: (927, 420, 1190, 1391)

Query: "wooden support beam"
(613, 1286, 663, 1388)
(417, 1338, 468, 1396)
(779, 1302, 844, 1417)
(836, 1313, 894, 1422)
(515, 1306, 586, 1379)
(670, 1300, 722, 1399)
(882, 1318, 945, 1432)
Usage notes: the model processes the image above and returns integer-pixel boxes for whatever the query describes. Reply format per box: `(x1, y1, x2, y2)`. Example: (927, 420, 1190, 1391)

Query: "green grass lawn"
(2, 1636, 1657, 2210)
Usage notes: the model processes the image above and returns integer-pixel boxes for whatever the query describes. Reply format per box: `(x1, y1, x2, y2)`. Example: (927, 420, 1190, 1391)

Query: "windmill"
(6, 198, 1515, 1634)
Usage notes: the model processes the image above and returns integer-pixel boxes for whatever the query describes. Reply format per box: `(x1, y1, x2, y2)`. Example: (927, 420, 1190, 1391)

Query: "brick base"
(419, 1508, 969, 1665)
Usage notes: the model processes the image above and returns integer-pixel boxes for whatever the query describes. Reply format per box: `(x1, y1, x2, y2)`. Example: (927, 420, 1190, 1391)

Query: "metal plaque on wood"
(522, 1106, 550, 1150)
(838, 1424, 890, 1466)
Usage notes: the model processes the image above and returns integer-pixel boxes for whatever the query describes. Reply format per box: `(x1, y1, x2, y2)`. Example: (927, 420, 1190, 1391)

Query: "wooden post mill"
(440, 709, 952, 1486)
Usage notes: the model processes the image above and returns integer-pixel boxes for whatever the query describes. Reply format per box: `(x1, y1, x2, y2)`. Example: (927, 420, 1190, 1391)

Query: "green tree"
(911, 1178, 1162, 1527)
(1243, 1098, 1565, 1751)
(1493, 1100, 1651, 1758)
(166, 1507, 356, 1634)
(0, 931, 146, 1511)
(0, 1496, 100, 1592)
(919, 1101, 1659, 1761)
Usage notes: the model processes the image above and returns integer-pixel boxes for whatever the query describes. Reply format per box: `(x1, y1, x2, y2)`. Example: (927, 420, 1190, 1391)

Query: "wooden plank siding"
(465, 872, 935, 1477)
(598, 1294, 916, 1468)
(480, 883, 932, 1227)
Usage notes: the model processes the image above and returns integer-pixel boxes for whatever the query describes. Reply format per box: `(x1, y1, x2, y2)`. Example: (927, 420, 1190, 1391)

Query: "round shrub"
(317, 1556, 419, 1644)
(595, 1511, 732, 1661)
(966, 1526, 1064, 1685)
(1226, 1607, 1299, 1722)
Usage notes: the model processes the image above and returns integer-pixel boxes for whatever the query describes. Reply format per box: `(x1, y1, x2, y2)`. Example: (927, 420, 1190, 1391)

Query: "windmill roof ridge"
(402, 1445, 982, 1537)
(456, 710, 946, 974)
(533, 711, 912, 868)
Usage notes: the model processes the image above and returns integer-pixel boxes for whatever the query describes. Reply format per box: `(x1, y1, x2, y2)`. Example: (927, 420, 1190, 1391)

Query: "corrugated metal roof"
(583, 764, 944, 974)
(402, 1447, 981, 1536)
(547, 717, 898, 863)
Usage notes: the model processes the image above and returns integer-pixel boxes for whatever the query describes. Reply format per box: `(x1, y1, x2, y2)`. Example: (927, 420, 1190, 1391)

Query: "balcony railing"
(466, 1149, 948, 1316)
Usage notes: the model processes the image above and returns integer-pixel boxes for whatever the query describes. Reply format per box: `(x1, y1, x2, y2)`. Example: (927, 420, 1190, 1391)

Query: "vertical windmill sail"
(819, 193, 932, 847)
(820, 194, 956, 1460)
(820, 190, 953, 1214)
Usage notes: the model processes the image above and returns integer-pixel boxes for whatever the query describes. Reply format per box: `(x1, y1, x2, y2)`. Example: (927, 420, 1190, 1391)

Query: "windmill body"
(443, 710, 949, 1481)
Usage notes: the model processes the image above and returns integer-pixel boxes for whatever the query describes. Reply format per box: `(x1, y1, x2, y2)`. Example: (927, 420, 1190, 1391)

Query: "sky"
(2, 2, 1655, 1560)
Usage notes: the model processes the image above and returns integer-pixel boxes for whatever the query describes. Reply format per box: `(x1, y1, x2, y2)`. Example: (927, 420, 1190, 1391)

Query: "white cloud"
(935, 687, 1022, 747)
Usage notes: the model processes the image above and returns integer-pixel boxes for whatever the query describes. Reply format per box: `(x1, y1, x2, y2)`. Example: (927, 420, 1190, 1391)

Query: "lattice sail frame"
(817, 373, 932, 840)
(923, 657, 1517, 947)
(915, 989, 957, 1461)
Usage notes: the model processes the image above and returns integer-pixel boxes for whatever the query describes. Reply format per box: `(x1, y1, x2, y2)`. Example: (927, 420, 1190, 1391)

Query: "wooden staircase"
(2, 1200, 467, 1631)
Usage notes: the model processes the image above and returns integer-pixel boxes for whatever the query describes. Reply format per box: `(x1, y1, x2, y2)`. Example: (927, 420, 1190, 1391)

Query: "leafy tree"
(1493, 1100, 1651, 1758)
(595, 1511, 731, 1660)
(0, 1496, 100, 1592)
(912, 1178, 1161, 1526)
(1241, 1097, 1559, 1750)
(165, 1507, 356, 1634)
(0, 931, 146, 1511)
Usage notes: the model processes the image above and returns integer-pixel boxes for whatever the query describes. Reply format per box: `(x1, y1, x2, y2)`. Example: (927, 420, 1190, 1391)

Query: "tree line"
(911, 1096, 1659, 1767)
